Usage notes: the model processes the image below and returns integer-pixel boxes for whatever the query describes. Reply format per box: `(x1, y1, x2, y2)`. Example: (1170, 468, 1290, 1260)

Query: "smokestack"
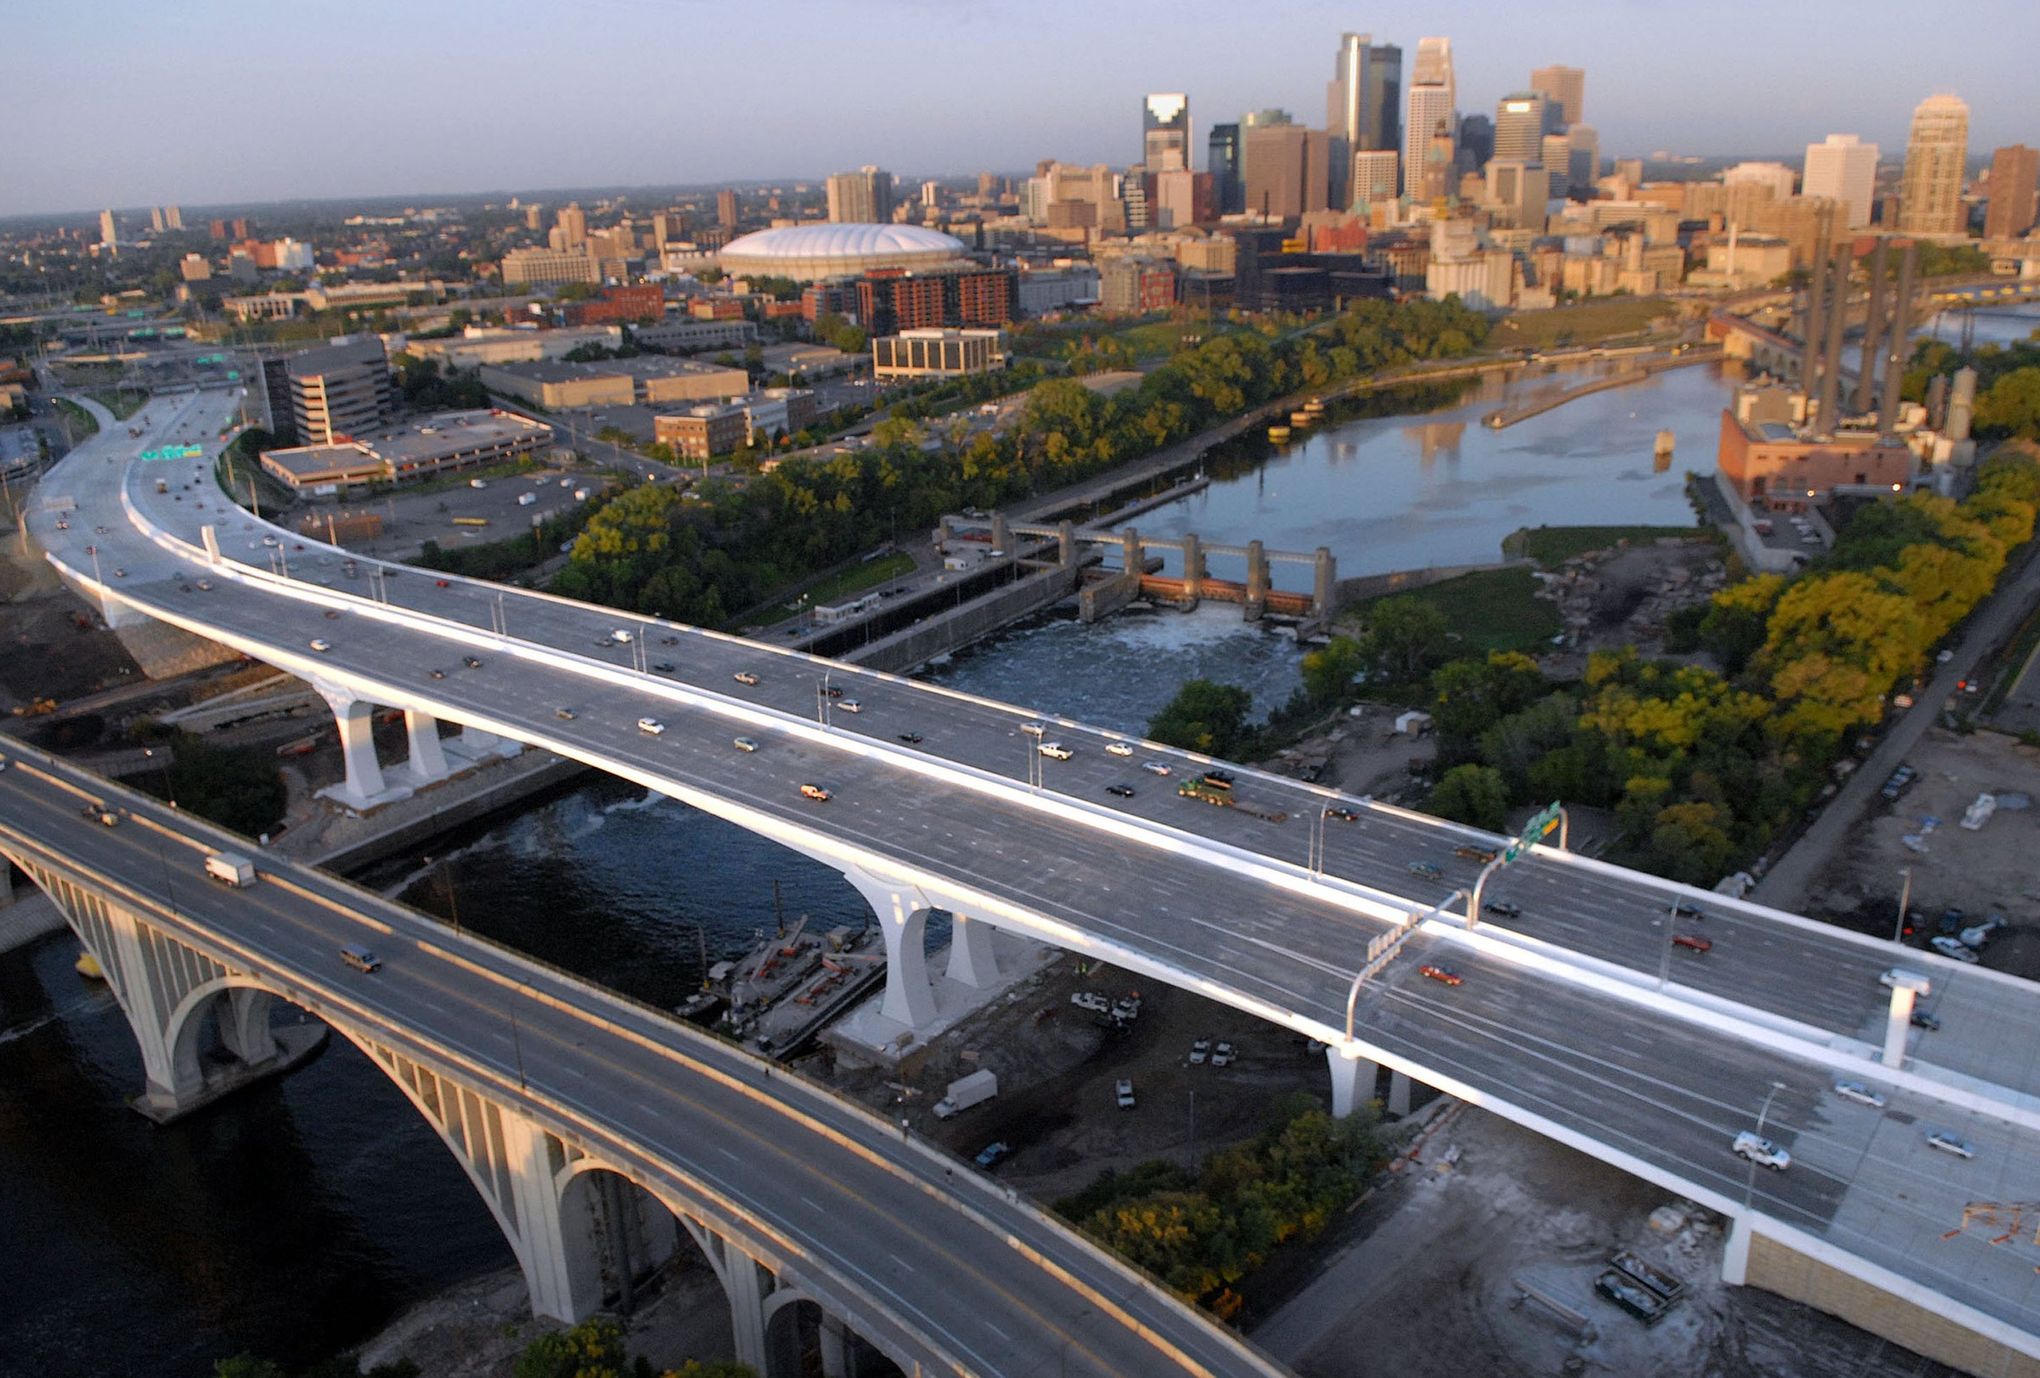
(1880, 242, 1916, 433)
(1800, 228, 1829, 395)
(1853, 240, 1888, 414)
(1816, 243, 1850, 435)
(1947, 366, 1977, 443)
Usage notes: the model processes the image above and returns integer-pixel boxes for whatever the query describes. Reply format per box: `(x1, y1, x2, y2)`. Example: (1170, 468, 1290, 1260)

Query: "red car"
(1672, 933, 1712, 954)
(1418, 964, 1463, 987)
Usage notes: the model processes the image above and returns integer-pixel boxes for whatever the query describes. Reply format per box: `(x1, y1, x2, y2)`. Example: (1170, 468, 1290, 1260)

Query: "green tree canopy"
(1354, 596, 1449, 685)
(1147, 679, 1255, 758)
(1429, 764, 1509, 830)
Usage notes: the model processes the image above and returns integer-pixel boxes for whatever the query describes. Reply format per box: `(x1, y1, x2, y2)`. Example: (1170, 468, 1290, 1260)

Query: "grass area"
(1503, 523, 1709, 567)
(747, 550, 916, 628)
(53, 398, 99, 439)
(1355, 567, 1562, 656)
(85, 387, 147, 420)
(1492, 297, 1679, 352)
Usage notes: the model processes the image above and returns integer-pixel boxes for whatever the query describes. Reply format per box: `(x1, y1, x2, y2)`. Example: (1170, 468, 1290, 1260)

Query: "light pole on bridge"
(1744, 1079, 1789, 1209)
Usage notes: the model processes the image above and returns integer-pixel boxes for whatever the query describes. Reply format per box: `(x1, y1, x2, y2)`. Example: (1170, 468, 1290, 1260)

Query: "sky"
(4, 0, 2034, 217)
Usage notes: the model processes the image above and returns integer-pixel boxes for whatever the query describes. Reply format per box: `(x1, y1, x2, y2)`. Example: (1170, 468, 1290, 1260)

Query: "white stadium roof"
(718, 223, 969, 282)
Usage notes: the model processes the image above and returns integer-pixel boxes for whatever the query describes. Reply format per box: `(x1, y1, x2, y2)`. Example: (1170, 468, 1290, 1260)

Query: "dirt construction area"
(1806, 725, 2040, 974)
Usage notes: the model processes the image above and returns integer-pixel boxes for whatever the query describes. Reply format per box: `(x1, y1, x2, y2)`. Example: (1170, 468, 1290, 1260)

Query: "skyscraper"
(98, 210, 117, 249)
(1899, 94, 1969, 236)
(716, 189, 739, 229)
(1326, 33, 1401, 210)
(1802, 134, 1879, 229)
(1208, 123, 1243, 215)
(1242, 123, 1331, 219)
(1143, 93, 1191, 173)
(1457, 114, 1494, 174)
(827, 166, 896, 224)
(1529, 65, 1584, 128)
(149, 207, 165, 233)
(1493, 94, 1547, 163)
(555, 203, 587, 249)
(1403, 37, 1455, 199)
(1984, 145, 2039, 240)
(1566, 125, 1600, 195)
(165, 205, 182, 231)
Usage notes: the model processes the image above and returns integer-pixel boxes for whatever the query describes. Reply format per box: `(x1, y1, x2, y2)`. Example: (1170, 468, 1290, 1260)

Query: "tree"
(1147, 679, 1254, 757)
(1299, 636, 1364, 706)
(212, 1358, 284, 1378)
(515, 1319, 629, 1378)
(1430, 764, 1509, 830)
(1976, 368, 2040, 442)
(1354, 596, 1449, 685)
(1429, 652, 1544, 755)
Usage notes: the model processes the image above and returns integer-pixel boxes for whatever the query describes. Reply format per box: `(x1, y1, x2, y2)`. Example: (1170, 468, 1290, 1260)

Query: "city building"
(178, 253, 211, 282)
(1152, 169, 1213, 229)
(500, 247, 600, 287)
(1566, 126, 1601, 197)
(555, 203, 587, 249)
(718, 223, 967, 283)
(1542, 135, 1575, 199)
(98, 210, 116, 250)
(1802, 135, 1880, 229)
(1529, 65, 1584, 127)
(1209, 123, 1243, 215)
(1425, 218, 1514, 310)
(871, 328, 1008, 380)
(1326, 33, 1401, 210)
(1143, 93, 1191, 173)
(1458, 113, 1494, 174)
(258, 410, 554, 495)
(1352, 150, 1399, 210)
(717, 189, 739, 229)
(478, 357, 748, 409)
(1493, 94, 1547, 163)
(1486, 160, 1551, 230)
(406, 326, 624, 369)
(757, 343, 857, 378)
(1985, 144, 2039, 240)
(1716, 407, 1912, 504)
(827, 167, 896, 225)
(1015, 264, 1101, 315)
(633, 319, 759, 354)
(165, 205, 183, 231)
(1724, 161, 1798, 201)
(1900, 93, 1970, 235)
(559, 284, 665, 327)
(1099, 256, 1178, 313)
(1698, 232, 1794, 288)
(1243, 123, 1331, 219)
(281, 338, 396, 446)
(653, 388, 818, 460)
(1404, 37, 1455, 200)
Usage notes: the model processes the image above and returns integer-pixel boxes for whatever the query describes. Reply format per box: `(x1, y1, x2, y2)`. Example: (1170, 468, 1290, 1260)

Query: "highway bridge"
(17, 387, 2040, 1376)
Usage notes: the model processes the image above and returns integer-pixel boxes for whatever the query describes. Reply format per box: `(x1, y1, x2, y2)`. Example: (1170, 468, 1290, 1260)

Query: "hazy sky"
(6, 0, 2033, 216)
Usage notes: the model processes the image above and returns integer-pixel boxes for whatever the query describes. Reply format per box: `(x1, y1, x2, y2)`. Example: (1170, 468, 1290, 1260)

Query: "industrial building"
(258, 410, 554, 494)
(652, 388, 818, 459)
(478, 357, 749, 409)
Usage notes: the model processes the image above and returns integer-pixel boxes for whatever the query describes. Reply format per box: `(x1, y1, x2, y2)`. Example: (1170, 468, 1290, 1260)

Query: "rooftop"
(482, 357, 747, 383)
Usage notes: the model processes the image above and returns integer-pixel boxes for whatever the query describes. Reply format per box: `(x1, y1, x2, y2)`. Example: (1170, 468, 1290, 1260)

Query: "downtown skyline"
(7, 0, 2038, 216)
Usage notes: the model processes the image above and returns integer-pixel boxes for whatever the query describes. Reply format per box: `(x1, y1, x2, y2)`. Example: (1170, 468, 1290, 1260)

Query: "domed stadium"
(717, 223, 969, 283)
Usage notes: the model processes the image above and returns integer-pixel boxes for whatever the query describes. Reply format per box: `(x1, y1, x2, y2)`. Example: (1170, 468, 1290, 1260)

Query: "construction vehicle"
(933, 1069, 999, 1119)
(12, 697, 59, 717)
(1177, 777, 1289, 823)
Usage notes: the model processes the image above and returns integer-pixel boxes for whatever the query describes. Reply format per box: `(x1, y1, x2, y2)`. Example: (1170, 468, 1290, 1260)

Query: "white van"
(340, 944, 382, 974)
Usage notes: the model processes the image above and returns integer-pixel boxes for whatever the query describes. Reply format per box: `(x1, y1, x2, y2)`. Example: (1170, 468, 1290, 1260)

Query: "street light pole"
(1893, 867, 1913, 944)
(1745, 1080, 1788, 1208)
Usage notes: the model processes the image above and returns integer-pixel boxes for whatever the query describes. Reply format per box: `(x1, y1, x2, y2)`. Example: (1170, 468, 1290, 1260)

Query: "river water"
(0, 346, 1832, 1375)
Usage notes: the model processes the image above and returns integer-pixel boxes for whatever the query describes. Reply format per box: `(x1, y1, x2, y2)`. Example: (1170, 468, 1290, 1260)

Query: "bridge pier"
(1121, 525, 1140, 574)
(1244, 540, 1268, 621)
(401, 708, 452, 787)
(1327, 1045, 1376, 1118)
(945, 911, 1000, 988)
(0, 858, 325, 1122)
(845, 869, 937, 1029)
(314, 688, 413, 811)
(1181, 532, 1203, 604)
(1312, 546, 1336, 619)
(1057, 520, 1076, 568)
(991, 512, 1011, 554)
(446, 723, 523, 767)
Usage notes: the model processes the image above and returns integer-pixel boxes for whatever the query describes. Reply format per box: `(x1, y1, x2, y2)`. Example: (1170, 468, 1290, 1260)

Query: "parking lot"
(271, 465, 608, 560)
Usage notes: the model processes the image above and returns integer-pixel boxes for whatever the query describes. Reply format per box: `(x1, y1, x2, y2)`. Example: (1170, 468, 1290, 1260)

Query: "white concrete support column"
(499, 1116, 599, 1323)
(1328, 1045, 1377, 1119)
(1722, 1213, 1753, 1286)
(103, 903, 188, 1113)
(945, 911, 999, 989)
(846, 870, 937, 1030)
(402, 708, 452, 787)
(1883, 974, 1928, 1068)
(691, 1225, 774, 1377)
(446, 723, 523, 766)
(1387, 1069, 1413, 1117)
(819, 1315, 853, 1378)
(218, 987, 278, 1066)
(315, 689, 411, 810)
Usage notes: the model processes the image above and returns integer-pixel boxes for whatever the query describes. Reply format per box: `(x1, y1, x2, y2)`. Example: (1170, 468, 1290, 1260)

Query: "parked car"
(1070, 992, 1109, 1013)
(307, 638, 332, 652)
(1832, 1079, 1888, 1109)
(973, 1141, 1011, 1169)
(1880, 764, 1918, 803)
(1911, 1009, 1943, 1032)
(897, 731, 924, 744)
(1672, 934, 1713, 954)
(1106, 742, 1134, 757)
(1189, 1038, 1211, 1065)
(1115, 1079, 1137, 1109)
(463, 655, 483, 669)
(1211, 1040, 1236, 1067)
(1418, 964, 1463, 986)
(1732, 1131, 1790, 1170)
(1931, 935, 1980, 963)
(1926, 1129, 1976, 1159)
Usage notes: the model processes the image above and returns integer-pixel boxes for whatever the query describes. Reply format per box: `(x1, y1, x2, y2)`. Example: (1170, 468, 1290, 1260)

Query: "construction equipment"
(1944, 1201, 2040, 1263)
